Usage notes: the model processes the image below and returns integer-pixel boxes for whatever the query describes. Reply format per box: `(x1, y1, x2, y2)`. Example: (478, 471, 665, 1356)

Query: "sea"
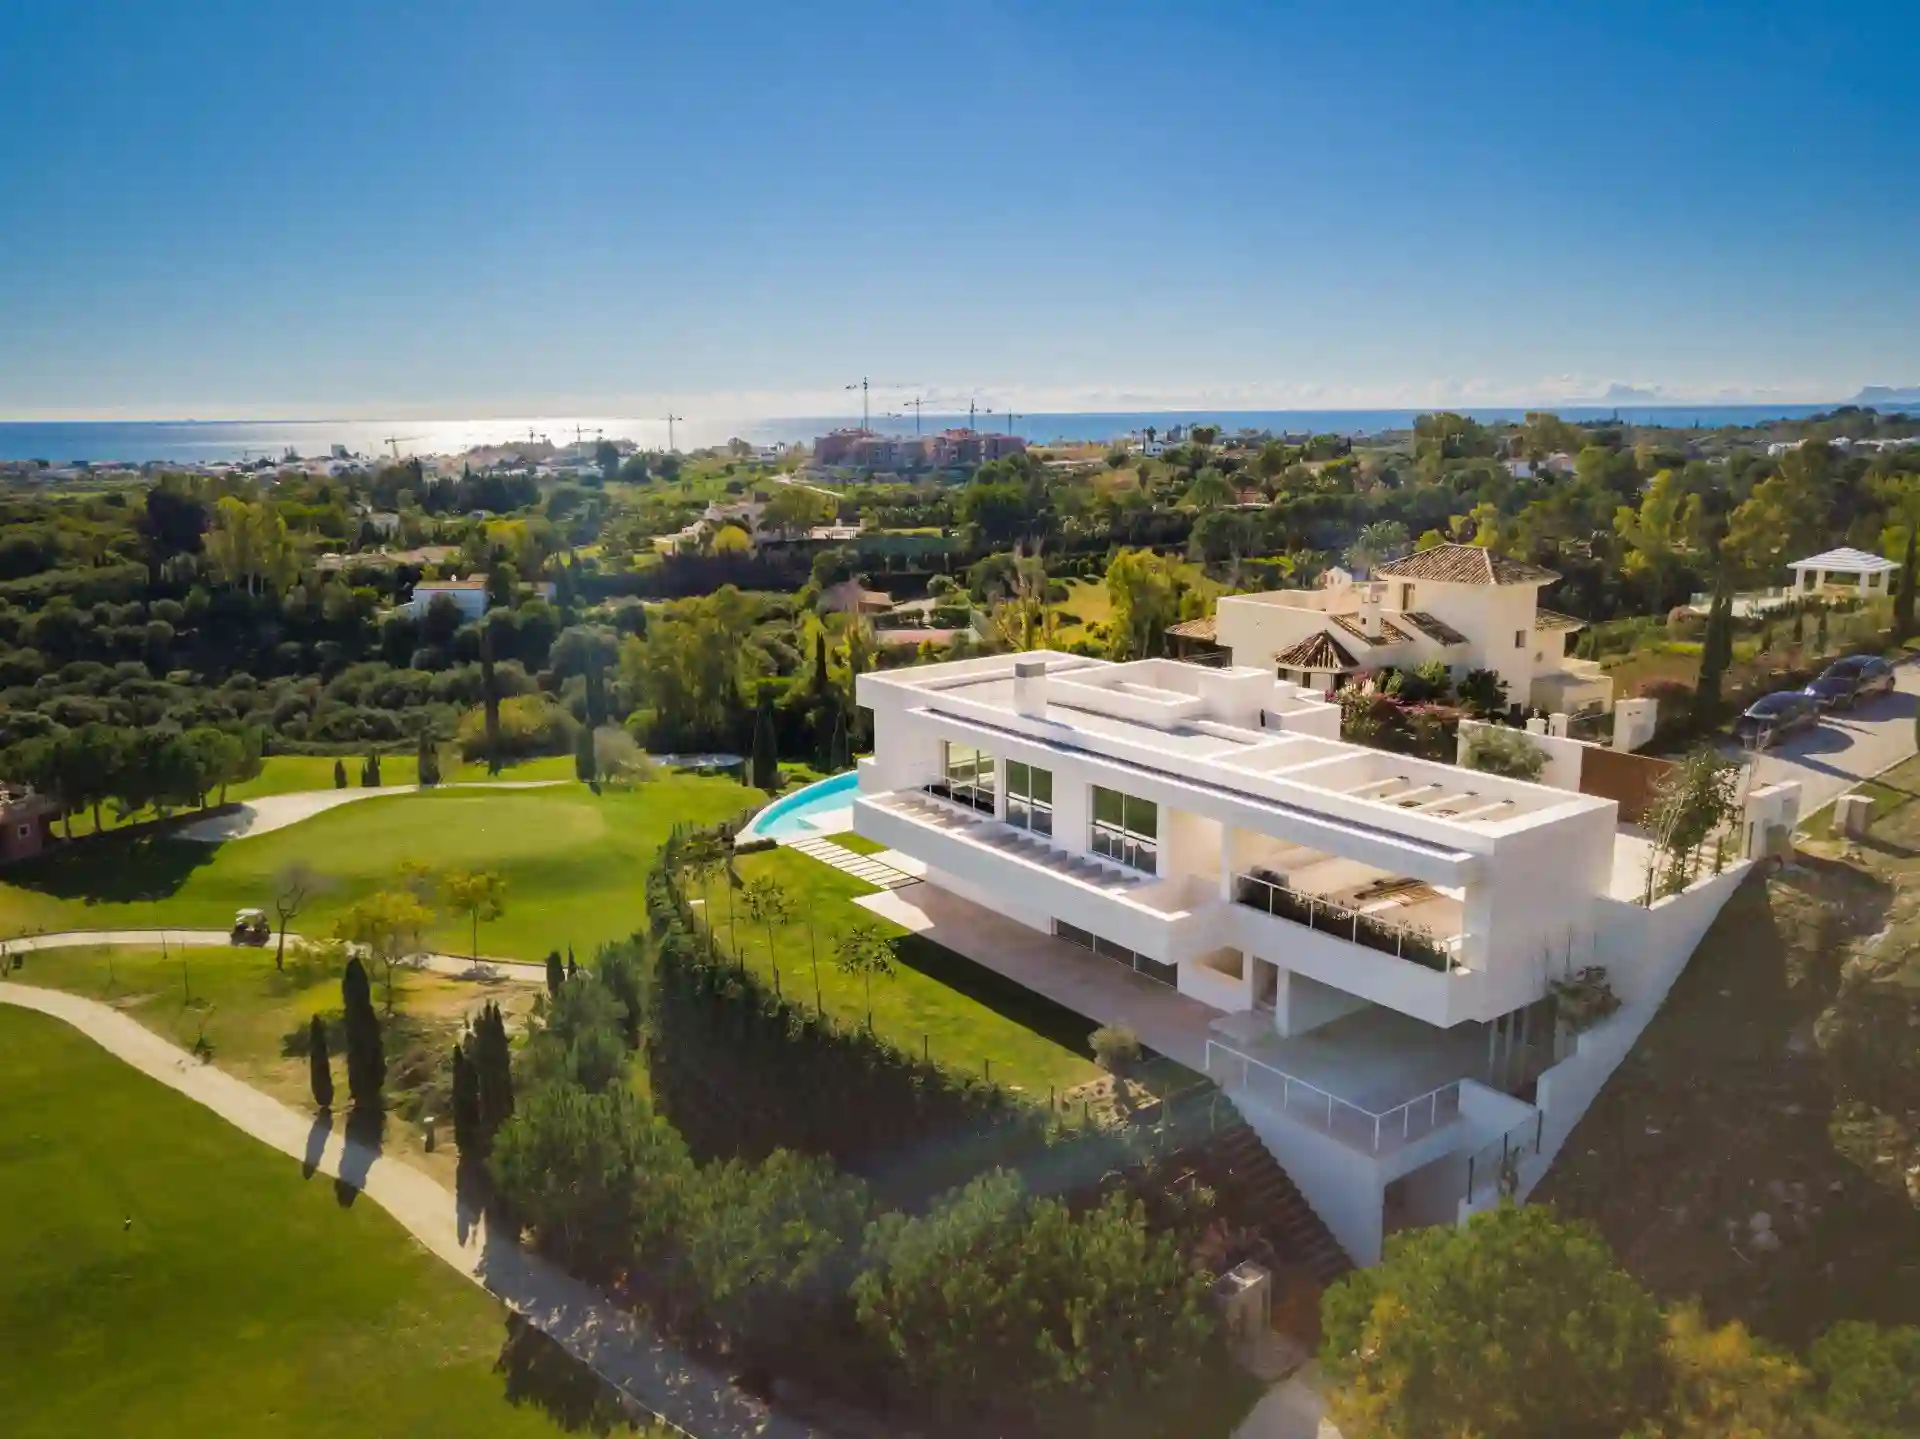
(0, 405, 1842, 466)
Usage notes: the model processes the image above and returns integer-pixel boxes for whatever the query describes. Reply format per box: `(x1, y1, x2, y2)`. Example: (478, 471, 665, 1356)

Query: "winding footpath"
(2, 928, 552, 985)
(0, 980, 825, 1439)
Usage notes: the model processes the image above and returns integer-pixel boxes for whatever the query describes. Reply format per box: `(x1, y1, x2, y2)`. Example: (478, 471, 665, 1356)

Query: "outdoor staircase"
(1189, 1117, 1354, 1286)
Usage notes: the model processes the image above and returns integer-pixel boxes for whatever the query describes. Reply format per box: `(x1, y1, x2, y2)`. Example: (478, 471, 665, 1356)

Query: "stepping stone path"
(785, 835, 921, 890)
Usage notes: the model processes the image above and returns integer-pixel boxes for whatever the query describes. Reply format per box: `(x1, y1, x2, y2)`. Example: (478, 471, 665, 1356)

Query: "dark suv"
(1804, 654, 1896, 711)
(1733, 690, 1822, 749)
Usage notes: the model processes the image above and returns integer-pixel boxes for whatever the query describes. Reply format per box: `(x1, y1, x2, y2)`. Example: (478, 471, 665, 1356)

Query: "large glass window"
(1090, 786, 1157, 873)
(1005, 760, 1053, 836)
(930, 741, 996, 814)
(1053, 920, 1175, 988)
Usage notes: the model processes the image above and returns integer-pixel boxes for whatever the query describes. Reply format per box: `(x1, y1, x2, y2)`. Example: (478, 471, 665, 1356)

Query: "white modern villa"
(851, 650, 1798, 1265)
(1205, 543, 1614, 717)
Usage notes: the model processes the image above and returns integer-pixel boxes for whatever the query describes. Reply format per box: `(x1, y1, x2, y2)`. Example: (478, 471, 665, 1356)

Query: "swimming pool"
(744, 770, 860, 842)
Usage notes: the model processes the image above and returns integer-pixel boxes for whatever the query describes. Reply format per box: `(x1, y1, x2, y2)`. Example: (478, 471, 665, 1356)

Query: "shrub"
(1090, 1024, 1142, 1075)
(1462, 724, 1547, 781)
(455, 693, 578, 761)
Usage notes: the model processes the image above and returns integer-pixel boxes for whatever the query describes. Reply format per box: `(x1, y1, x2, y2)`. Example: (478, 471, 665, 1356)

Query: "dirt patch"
(1536, 804, 1920, 1344)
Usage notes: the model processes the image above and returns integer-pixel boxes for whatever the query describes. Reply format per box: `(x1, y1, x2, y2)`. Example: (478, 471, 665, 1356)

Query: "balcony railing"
(1232, 871, 1461, 973)
(1465, 1110, 1545, 1202)
(1206, 1040, 1463, 1154)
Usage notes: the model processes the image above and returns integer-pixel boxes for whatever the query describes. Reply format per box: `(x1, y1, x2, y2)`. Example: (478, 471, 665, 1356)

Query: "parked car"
(1733, 690, 1822, 749)
(1803, 654, 1896, 711)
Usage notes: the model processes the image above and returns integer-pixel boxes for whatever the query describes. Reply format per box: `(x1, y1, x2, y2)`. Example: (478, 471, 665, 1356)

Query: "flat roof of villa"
(866, 653, 1611, 838)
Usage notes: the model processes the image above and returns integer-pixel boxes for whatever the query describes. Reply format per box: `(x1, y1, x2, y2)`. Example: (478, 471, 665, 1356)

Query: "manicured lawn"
(0, 775, 762, 963)
(829, 831, 889, 856)
(720, 848, 1100, 1096)
(9, 943, 538, 1183)
(0, 1006, 643, 1437)
(60, 754, 579, 839)
(1049, 577, 1112, 646)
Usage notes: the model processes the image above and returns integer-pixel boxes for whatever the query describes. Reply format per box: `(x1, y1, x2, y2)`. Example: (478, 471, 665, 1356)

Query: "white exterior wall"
(1468, 805, 1613, 1015)
(1422, 580, 1540, 708)
(1477, 864, 1754, 1209)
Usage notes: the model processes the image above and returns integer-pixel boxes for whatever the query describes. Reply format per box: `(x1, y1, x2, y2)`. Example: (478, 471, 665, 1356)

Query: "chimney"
(1012, 657, 1048, 718)
(1358, 584, 1383, 640)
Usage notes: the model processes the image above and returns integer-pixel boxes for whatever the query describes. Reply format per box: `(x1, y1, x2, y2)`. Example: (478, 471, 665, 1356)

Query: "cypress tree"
(545, 950, 565, 998)
(308, 1014, 334, 1111)
(574, 722, 596, 785)
(417, 729, 439, 786)
(450, 1041, 479, 1155)
(566, 955, 579, 980)
(474, 1002, 514, 1149)
(333, 758, 347, 789)
(341, 956, 385, 1109)
(480, 625, 503, 776)
(751, 696, 778, 790)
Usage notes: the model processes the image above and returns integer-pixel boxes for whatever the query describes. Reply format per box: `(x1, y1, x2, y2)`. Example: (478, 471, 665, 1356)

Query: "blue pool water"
(746, 771, 860, 841)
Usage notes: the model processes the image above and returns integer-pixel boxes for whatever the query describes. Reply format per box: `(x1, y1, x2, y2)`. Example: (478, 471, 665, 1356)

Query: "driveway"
(1726, 663, 1920, 816)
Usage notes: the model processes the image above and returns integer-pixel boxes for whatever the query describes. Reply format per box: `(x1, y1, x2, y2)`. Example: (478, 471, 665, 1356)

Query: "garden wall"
(1506, 863, 1754, 1204)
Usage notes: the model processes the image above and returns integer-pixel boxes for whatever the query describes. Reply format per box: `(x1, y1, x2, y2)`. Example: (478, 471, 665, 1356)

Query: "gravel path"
(0, 981, 825, 1439)
(175, 780, 567, 842)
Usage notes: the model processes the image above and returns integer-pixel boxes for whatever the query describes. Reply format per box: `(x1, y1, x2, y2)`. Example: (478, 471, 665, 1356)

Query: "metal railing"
(1206, 1039, 1464, 1154)
(1464, 1110, 1546, 1202)
(1232, 871, 1464, 973)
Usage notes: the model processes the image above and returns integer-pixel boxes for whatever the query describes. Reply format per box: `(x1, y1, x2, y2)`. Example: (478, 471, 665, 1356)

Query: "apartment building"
(1211, 543, 1613, 716)
(852, 651, 1792, 1264)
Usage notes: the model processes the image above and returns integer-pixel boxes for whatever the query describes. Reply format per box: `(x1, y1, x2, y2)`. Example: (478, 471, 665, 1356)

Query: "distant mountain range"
(1848, 386, 1920, 408)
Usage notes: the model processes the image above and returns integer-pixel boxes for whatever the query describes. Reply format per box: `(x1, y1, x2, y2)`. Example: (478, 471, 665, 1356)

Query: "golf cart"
(231, 907, 270, 946)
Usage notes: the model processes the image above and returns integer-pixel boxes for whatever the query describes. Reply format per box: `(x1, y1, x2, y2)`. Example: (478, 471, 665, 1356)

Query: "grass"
(1048, 576, 1112, 646)
(0, 774, 762, 963)
(8, 943, 539, 1184)
(59, 753, 578, 839)
(1535, 755, 1920, 1345)
(827, 831, 889, 856)
(0, 1005, 652, 1437)
(714, 848, 1100, 1096)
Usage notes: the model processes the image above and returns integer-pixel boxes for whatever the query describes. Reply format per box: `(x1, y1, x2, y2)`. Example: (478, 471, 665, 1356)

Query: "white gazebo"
(1788, 546, 1898, 599)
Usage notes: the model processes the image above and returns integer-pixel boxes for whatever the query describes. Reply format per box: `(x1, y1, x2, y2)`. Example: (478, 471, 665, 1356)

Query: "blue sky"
(2, 0, 1915, 419)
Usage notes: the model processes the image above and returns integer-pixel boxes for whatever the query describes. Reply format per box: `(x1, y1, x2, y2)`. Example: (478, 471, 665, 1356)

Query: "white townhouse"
(851, 651, 1797, 1265)
(1209, 543, 1612, 717)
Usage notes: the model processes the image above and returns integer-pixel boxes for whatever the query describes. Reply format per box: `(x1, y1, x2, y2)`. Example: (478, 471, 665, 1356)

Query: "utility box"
(1213, 1262, 1271, 1347)
(1834, 793, 1874, 839)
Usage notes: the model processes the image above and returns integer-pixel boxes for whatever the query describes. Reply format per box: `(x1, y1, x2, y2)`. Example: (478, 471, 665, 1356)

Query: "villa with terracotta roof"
(1211, 544, 1613, 715)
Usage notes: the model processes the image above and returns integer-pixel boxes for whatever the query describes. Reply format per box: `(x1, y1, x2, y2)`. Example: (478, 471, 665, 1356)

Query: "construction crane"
(381, 435, 422, 460)
(899, 396, 930, 435)
(661, 414, 684, 452)
(845, 378, 918, 431)
(571, 424, 605, 446)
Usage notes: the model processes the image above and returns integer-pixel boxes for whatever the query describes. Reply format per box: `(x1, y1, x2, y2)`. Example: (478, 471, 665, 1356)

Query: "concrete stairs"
(1191, 1117, 1355, 1287)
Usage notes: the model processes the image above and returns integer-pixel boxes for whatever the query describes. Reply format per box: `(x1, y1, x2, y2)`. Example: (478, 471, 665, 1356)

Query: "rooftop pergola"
(1788, 547, 1898, 598)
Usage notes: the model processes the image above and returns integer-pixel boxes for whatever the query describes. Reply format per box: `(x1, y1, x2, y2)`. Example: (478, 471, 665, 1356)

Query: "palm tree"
(1345, 520, 1410, 578)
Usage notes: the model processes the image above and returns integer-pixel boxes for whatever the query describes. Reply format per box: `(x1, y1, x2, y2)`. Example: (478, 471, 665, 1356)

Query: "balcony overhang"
(901, 706, 1482, 888)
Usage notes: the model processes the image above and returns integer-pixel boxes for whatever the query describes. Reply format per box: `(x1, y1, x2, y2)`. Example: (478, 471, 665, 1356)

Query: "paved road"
(0, 981, 825, 1439)
(2, 928, 549, 985)
(1726, 662, 1920, 817)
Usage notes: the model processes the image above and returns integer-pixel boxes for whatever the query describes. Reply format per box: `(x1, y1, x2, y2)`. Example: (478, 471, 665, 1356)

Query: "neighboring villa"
(1205, 543, 1613, 716)
(851, 651, 1797, 1265)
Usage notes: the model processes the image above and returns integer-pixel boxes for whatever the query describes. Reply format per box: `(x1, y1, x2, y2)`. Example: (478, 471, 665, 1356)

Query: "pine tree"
(341, 956, 385, 1109)
(450, 1041, 479, 1154)
(333, 758, 347, 789)
(308, 1014, 334, 1111)
(546, 950, 565, 997)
